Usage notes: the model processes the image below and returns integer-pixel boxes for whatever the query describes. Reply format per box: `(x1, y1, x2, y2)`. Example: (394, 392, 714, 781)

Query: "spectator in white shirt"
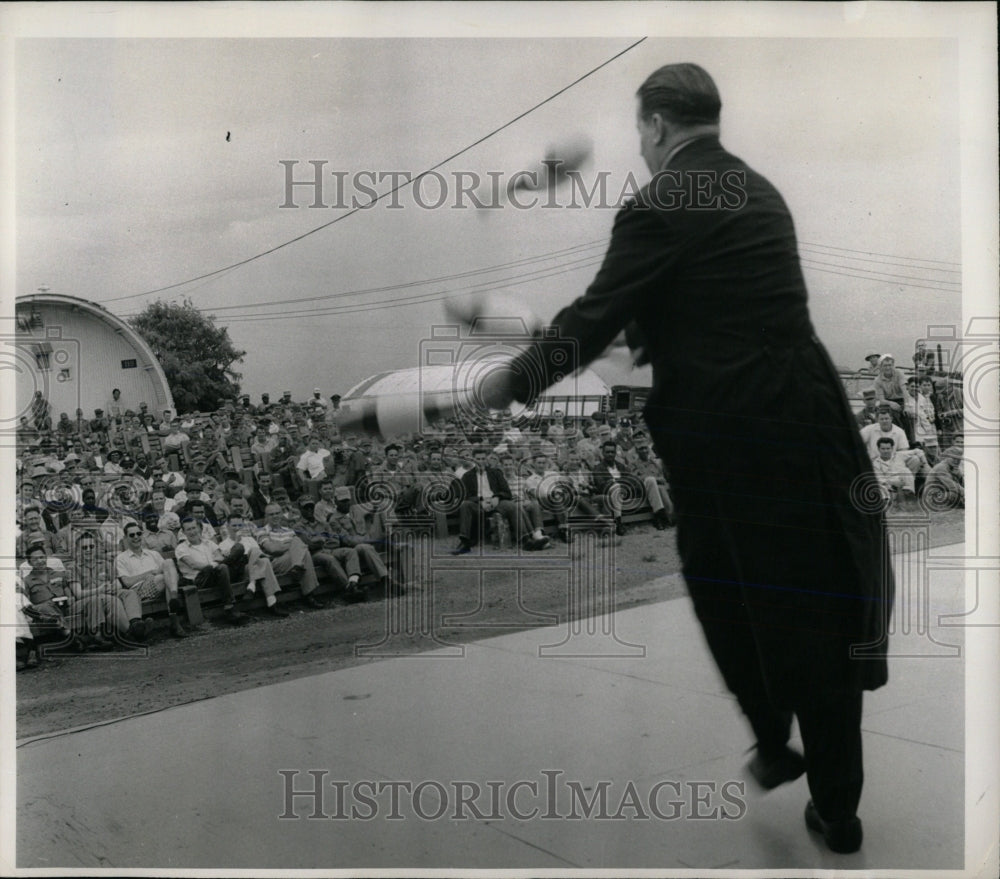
(174, 518, 249, 626)
(870, 437, 916, 504)
(297, 435, 331, 494)
(115, 523, 187, 638)
(859, 407, 928, 477)
(218, 512, 289, 617)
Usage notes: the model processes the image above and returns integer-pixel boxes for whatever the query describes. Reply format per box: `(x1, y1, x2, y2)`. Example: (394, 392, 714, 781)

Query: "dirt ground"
(16, 510, 964, 741)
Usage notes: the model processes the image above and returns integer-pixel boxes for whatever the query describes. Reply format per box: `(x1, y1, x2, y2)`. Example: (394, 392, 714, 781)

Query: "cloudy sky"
(9, 6, 988, 400)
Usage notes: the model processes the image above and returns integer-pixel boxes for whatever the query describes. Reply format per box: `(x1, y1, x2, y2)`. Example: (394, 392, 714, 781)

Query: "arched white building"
(13, 293, 174, 422)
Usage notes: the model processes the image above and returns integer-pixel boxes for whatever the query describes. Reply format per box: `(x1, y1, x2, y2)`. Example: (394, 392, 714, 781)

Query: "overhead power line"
(167, 239, 608, 315)
(799, 257, 961, 287)
(98, 37, 648, 306)
(798, 240, 961, 268)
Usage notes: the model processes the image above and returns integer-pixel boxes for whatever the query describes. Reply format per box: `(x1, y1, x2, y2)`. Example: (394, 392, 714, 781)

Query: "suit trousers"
(458, 500, 528, 543)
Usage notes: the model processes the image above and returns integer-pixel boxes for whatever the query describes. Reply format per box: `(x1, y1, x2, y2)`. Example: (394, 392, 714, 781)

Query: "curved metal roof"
(14, 292, 176, 414)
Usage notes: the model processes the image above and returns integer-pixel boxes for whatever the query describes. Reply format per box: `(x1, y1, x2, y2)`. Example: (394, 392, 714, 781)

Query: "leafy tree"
(129, 298, 246, 413)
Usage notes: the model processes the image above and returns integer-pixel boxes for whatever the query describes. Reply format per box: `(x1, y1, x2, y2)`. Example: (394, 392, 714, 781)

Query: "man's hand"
(481, 496, 500, 513)
(477, 367, 517, 412)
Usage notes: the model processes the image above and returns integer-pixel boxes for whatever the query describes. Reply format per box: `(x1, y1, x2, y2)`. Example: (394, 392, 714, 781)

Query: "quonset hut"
(12, 293, 174, 423)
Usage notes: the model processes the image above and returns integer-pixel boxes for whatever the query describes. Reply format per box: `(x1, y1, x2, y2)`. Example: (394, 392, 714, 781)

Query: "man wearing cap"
(291, 492, 376, 599)
(854, 388, 882, 428)
(324, 485, 392, 588)
(18, 506, 61, 561)
(479, 63, 892, 853)
(56, 411, 74, 439)
(104, 449, 125, 476)
(858, 353, 881, 377)
(310, 388, 328, 410)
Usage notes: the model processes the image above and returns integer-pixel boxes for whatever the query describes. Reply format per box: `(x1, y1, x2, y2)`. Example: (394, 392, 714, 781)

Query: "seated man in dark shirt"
(590, 440, 637, 536)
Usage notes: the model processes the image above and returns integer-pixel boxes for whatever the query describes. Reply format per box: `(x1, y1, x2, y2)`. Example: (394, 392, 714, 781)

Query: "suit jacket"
(590, 460, 635, 497)
(506, 135, 891, 701)
(459, 466, 512, 502)
(247, 490, 274, 522)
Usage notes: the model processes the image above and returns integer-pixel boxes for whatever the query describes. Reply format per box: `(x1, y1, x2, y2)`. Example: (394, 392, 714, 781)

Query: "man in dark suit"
(481, 63, 892, 854)
(247, 471, 277, 523)
(589, 439, 635, 536)
(451, 447, 549, 554)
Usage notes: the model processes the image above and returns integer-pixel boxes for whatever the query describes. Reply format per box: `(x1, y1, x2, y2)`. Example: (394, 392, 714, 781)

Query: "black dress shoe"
(266, 604, 290, 618)
(804, 800, 863, 853)
(302, 595, 326, 610)
(450, 540, 472, 556)
(224, 608, 251, 626)
(747, 745, 806, 790)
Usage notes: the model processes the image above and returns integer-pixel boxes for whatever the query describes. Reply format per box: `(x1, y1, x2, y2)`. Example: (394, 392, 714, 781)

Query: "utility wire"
(98, 37, 648, 305)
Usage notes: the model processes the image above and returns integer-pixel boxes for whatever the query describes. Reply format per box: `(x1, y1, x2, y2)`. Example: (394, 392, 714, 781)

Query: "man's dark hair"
(601, 440, 618, 451)
(636, 63, 721, 126)
(876, 438, 895, 448)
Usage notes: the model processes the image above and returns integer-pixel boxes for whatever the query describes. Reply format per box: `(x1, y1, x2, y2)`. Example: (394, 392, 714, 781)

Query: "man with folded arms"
(218, 512, 289, 617)
(291, 497, 365, 600)
(174, 517, 250, 626)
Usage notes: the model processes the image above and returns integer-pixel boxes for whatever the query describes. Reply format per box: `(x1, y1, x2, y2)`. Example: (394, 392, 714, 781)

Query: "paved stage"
(16, 540, 973, 871)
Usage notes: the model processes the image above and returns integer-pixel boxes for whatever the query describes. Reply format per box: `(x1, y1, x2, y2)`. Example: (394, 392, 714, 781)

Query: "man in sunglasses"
(116, 522, 188, 638)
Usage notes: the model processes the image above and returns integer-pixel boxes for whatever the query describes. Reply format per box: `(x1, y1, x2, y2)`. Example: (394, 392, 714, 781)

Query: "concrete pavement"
(16, 540, 971, 871)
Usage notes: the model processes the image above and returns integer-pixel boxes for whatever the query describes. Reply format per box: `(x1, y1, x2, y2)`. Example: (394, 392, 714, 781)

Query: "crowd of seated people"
(18, 352, 958, 667)
(856, 352, 964, 508)
(14, 388, 675, 668)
